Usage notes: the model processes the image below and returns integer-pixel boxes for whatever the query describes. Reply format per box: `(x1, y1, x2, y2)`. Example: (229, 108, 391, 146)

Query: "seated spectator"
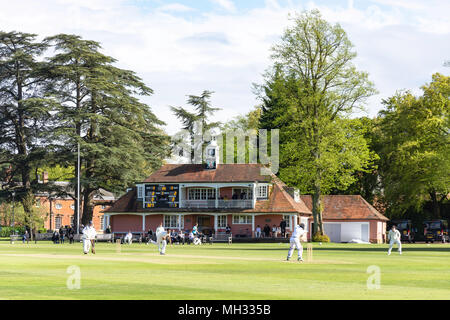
(178, 231, 186, 245)
(226, 225, 231, 234)
(272, 225, 277, 238)
(255, 225, 261, 238)
(263, 224, 270, 238)
(124, 231, 133, 245)
(188, 231, 195, 245)
(232, 192, 239, 200)
(105, 225, 112, 234)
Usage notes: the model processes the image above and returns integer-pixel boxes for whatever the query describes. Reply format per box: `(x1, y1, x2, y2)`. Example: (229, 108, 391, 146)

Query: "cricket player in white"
(388, 225, 402, 255)
(287, 223, 305, 262)
(150, 223, 168, 255)
(82, 221, 97, 254)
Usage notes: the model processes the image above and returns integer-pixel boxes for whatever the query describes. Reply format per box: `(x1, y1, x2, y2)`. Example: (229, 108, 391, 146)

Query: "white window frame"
(100, 216, 105, 230)
(283, 215, 291, 228)
(55, 203, 63, 210)
(137, 184, 144, 199)
(217, 215, 227, 228)
(232, 215, 252, 224)
(164, 215, 184, 229)
(55, 216, 62, 229)
(256, 184, 269, 199)
(188, 188, 216, 200)
(70, 204, 75, 210)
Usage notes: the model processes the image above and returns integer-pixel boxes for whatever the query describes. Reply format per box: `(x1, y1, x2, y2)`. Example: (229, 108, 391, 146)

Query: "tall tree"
(377, 73, 450, 218)
(44, 34, 170, 226)
(0, 31, 51, 237)
(259, 10, 377, 236)
(171, 90, 221, 163)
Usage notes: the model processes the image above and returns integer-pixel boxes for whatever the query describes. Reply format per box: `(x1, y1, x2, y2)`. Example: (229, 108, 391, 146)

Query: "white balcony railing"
(183, 200, 253, 209)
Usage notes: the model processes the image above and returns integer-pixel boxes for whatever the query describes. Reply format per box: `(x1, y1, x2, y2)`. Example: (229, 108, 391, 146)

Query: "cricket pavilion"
(104, 141, 312, 240)
(103, 141, 388, 243)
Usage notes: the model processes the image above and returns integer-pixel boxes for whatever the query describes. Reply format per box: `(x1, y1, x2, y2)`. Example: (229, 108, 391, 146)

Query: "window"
(232, 215, 252, 224)
(55, 203, 62, 210)
(188, 188, 216, 200)
(101, 205, 107, 210)
(164, 215, 184, 229)
(283, 215, 291, 228)
(70, 216, 74, 226)
(232, 188, 253, 200)
(35, 199, 41, 208)
(137, 185, 144, 199)
(55, 216, 62, 229)
(70, 204, 75, 210)
(217, 215, 227, 228)
(100, 216, 105, 230)
(256, 185, 269, 199)
(207, 148, 215, 157)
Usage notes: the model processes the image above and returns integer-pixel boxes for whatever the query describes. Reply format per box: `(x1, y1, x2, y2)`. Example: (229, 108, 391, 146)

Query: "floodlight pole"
(77, 142, 80, 235)
(11, 191, 15, 235)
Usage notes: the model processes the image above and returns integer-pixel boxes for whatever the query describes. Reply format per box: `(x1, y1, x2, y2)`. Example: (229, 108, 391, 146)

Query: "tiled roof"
(142, 164, 271, 183)
(106, 164, 312, 215)
(300, 195, 389, 221)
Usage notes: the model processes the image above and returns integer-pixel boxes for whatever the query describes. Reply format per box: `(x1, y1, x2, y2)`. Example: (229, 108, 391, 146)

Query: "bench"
(10, 234, 20, 243)
(212, 232, 232, 244)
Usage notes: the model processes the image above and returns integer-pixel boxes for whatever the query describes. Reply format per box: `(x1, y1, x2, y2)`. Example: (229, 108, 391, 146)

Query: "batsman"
(82, 221, 97, 255)
(286, 223, 306, 262)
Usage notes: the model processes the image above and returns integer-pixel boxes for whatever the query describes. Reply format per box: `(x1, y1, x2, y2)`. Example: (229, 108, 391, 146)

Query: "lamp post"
(11, 191, 15, 235)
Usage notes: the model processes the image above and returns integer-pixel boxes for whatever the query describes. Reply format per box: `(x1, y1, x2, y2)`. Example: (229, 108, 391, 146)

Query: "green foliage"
(376, 73, 450, 217)
(0, 226, 25, 237)
(312, 232, 330, 243)
(258, 10, 377, 234)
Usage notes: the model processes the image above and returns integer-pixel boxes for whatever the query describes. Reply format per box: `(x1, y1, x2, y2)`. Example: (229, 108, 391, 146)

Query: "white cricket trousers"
(158, 239, 167, 254)
(287, 238, 303, 259)
(83, 239, 91, 254)
(388, 239, 402, 254)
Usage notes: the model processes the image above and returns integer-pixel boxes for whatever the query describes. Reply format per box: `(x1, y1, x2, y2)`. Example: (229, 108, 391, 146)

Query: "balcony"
(183, 199, 253, 209)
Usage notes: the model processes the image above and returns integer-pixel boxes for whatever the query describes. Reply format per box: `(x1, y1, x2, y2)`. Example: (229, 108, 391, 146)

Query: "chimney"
(43, 171, 49, 184)
(294, 189, 300, 203)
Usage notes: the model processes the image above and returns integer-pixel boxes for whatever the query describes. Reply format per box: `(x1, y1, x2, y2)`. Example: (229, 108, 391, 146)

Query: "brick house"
(35, 182, 116, 232)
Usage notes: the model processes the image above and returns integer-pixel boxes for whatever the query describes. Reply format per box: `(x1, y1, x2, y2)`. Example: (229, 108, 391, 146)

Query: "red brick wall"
(145, 215, 163, 232)
(110, 214, 142, 233)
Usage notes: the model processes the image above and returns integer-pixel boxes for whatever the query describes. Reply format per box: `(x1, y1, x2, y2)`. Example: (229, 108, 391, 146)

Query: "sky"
(1, 0, 449, 135)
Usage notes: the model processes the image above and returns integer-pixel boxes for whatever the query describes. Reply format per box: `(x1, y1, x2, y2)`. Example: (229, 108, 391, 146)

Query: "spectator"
(178, 231, 186, 245)
(59, 227, 66, 244)
(232, 192, 239, 200)
(225, 225, 231, 234)
(272, 225, 278, 238)
(263, 224, 270, 238)
(188, 231, 195, 245)
(255, 225, 261, 238)
(105, 225, 112, 234)
(124, 231, 133, 245)
(22, 230, 29, 244)
(68, 226, 75, 244)
(52, 230, 60, 244)
(280, 219, 287, 237)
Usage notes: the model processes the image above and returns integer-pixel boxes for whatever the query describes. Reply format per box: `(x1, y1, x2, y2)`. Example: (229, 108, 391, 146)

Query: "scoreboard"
(144, 184, 179, 208)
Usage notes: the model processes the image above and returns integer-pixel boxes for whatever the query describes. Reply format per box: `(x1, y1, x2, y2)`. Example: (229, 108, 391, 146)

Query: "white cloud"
(210, 0, 236, 12)
(157, 3, 194, 13)
(0, 0, 448, 135)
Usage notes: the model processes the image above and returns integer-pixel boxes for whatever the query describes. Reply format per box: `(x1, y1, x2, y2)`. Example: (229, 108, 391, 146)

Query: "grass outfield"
(0, 241, 449, 300)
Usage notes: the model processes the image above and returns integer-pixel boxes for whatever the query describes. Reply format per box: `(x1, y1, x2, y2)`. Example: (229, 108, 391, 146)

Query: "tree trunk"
(81, 189, 95, 226)
(312, 185, 324, 236)
(430, 191, 441, 219)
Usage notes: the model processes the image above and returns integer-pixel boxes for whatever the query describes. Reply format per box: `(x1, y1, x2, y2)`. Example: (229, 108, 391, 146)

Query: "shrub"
(0, 226, 25, 237)
(312, 232, 330, 243)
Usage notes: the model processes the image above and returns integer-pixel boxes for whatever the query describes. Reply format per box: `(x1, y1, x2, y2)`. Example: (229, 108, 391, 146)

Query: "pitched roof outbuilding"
(300, 195, 389, 221)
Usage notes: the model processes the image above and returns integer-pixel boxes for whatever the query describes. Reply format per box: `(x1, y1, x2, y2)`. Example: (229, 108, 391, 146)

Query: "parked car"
(424, 220, 449, 243)
(391, 220, 416, 243)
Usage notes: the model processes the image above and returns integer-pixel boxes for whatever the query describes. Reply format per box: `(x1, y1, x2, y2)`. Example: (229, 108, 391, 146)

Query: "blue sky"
(1, 0, 449, 134)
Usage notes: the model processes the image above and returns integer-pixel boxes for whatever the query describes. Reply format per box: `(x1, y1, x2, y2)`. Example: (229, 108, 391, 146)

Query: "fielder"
(286, 223, 305, 262)
(82, 221, 97, 255)
(150, 223, 168, 255)
(388, 225, 402, 255)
